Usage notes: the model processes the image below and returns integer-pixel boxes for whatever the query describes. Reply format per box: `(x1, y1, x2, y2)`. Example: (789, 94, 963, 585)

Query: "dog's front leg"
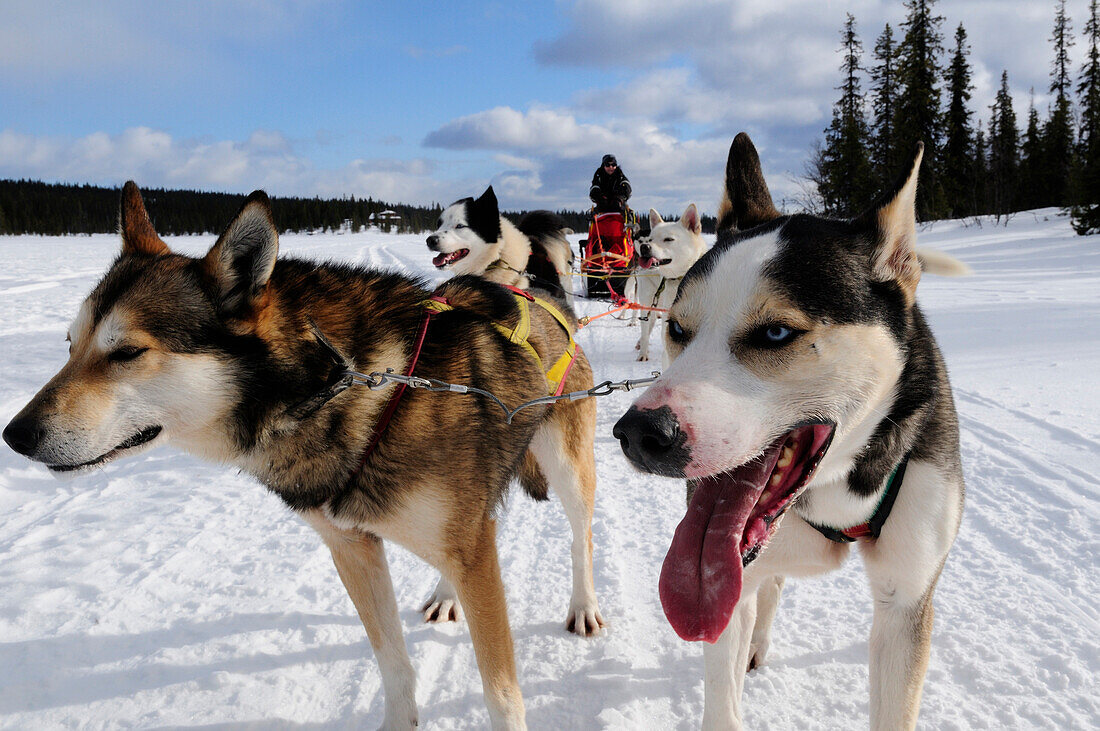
(637, 311, 655, 361)
(530, 421, 605, 636)
(862, 463, 959, 729)
(305, 514, 418, 730)
(748, 575, 784, 671)
(702, 592, 756, 731)
(448, 517, 527, 730)
(867, 578, 936, 731)
(625, 275, 638, 326)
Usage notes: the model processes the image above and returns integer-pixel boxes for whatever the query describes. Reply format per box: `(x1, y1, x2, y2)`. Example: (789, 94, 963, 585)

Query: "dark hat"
(602, 154, 618, 166)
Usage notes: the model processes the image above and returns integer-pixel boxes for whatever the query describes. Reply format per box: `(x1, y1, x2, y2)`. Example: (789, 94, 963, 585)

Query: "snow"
(0, 210, 1097, 729)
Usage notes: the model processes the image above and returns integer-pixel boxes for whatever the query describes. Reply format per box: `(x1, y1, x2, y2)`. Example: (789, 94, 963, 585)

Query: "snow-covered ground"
(0, 209, 1096, 729)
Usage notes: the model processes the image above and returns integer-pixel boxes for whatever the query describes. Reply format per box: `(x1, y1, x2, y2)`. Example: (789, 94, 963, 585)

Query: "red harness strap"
(503, 284, 534, 300)
(350, 295, 449, 480)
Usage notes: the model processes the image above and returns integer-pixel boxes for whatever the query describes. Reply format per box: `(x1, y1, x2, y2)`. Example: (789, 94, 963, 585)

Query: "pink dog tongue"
(659, 455, 775, 643)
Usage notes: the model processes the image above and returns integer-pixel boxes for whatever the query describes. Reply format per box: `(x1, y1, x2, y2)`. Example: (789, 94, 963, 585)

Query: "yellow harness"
(421, 287, 577, 396)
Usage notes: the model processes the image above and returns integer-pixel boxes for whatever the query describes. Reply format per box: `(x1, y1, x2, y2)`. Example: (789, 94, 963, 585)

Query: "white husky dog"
(629, 204, 707, 362)
(427, 185, 574, 306)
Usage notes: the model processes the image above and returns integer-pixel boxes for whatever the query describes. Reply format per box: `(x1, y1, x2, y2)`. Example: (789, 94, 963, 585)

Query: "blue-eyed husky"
(613, 133, 966, 730)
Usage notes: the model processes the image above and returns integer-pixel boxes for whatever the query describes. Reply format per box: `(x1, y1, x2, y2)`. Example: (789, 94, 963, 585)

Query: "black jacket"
(589, 167, 631, 209)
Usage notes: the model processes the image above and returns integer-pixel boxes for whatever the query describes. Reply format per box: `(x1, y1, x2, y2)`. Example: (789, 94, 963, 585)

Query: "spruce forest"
(0, 180, 718, 238)
(811, 0, 1100, 234)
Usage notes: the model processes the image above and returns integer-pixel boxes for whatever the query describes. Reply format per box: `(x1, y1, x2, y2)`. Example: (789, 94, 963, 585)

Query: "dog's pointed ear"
(204, 191, 279, 315)
(679, 203, 701, 235)
(716, 133, 781, 231)
(477, 185, 498, 212)
(468, 184, 502, 242)
(649, 208, 663, 229)
(857, 143, 923, 304)
(119, 181, 170, 256)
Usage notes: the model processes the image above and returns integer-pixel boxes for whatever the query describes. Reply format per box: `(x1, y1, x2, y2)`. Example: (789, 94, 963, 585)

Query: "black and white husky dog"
(614, 133, 967, 730)
(427, 185, 574, 304)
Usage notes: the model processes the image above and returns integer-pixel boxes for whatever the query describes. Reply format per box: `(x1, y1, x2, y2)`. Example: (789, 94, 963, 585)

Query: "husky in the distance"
(427, 185, 574, 305)
(3, 183, 605, 730)
(628, 203, 707, 362)
(613, 133, 967, 730)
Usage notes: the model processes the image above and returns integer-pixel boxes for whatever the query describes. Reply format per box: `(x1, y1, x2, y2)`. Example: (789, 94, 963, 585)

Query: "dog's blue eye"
(753, 324, 799, 348)
(455, 224, 467, 229)
(767, 326, 791, 341)
(668, 319, 688, 342)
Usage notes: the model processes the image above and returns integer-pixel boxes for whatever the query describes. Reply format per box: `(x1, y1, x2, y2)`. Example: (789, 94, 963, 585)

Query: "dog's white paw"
(565, 602, 606, 637)
(636, 353, 649, 362)
(634, 340, 641, 350)
(421, 594, 462, 624)
(378, 711, 419, 731)
(379, 677, 419, 730)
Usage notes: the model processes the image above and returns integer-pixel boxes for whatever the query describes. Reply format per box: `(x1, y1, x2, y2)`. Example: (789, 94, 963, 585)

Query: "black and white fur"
(427, 185, 574, 305)
(613, 133, 966, 729)
(627, 204, 707, 363)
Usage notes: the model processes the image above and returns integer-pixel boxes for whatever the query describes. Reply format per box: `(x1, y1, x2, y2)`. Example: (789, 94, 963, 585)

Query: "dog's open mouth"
(48, 426, 163, 473)
(659, 422, 834, 643)
(638, 256, 673, 270)
(432, 249, 469, 269)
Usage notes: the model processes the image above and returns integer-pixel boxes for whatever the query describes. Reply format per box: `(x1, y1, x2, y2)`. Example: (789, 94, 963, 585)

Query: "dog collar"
(806, 454, 910, 543)
(487, 258, 526, 278)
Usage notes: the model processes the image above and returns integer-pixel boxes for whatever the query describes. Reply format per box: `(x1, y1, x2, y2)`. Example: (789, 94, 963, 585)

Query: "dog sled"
(579, 209, 636, 300)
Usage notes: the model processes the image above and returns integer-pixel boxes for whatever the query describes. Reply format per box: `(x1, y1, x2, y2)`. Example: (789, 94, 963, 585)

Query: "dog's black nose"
(612, 405, 690, 477)
(3, 416, 42, 457)
(426, 234, 440, 250)
(639, 244, 651, 258)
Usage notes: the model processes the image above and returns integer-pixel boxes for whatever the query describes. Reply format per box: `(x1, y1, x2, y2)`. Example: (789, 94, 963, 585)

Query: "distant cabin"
(368, 210, 402, 231)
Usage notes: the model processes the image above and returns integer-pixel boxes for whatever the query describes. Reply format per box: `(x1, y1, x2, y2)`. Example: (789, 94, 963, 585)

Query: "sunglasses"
(604, 162, 617, 168)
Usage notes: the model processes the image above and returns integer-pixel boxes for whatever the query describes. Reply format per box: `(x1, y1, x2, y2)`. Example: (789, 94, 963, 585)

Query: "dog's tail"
(518, 451, 550, 501)
(519, 210, 574, 298)
(915, 247, 972, 276)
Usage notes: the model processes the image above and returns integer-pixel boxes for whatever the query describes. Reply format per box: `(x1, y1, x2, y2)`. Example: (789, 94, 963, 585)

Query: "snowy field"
(0, 209, 1097, 729)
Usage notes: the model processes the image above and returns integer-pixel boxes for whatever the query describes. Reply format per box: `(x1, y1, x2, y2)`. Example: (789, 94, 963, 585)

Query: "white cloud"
(423, 106, 779, 212)
(493, 153, 540, 171)
(425, 107, 621, 156)
(0, 127, 460, 206)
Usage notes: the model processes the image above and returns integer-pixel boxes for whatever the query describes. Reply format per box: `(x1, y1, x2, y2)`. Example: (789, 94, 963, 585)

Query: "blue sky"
(1, 0, 1092, 214)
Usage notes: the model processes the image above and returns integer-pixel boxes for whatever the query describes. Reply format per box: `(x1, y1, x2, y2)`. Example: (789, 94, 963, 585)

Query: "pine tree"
(869, 23, 898, 187)
(942, 24, 975, 217)
(1043, 0, 1075, 207)
(973, 121, 990, 214)
(989, 71, 1020, 218)
(1073, 0, 1100, 232)
(816, 14, 876, 217)
(1019, 94, 1045, 210)
(894, 0, 949, 220)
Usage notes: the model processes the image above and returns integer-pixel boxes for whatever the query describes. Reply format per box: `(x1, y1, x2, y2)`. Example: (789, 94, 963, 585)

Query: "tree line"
(810, 0, 1100, 235)
(0, 179, 720, 237)
(0, 179, 453, 236)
